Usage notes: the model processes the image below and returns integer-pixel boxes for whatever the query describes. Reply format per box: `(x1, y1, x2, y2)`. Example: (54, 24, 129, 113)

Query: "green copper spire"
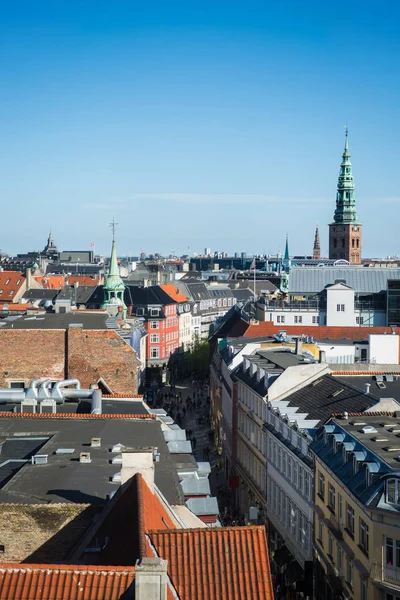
(102, 218, 126, 315)
(333, 129, 359, 224)
(284, 233, 289, 260)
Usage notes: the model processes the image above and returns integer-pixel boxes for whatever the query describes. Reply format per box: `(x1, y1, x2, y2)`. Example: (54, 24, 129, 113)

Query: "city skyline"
(1, 1, 399, 256)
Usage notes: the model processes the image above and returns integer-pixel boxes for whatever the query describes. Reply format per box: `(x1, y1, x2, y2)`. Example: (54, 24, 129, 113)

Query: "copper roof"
(0, 564, 135, 600)
(149, 526, 273, 600)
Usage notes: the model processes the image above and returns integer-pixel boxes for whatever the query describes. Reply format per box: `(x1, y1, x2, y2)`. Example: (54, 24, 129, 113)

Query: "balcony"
(371, 562, 400, 588)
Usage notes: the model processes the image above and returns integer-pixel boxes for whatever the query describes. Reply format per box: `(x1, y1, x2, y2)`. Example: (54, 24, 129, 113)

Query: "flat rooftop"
(0, 417, 184, 506)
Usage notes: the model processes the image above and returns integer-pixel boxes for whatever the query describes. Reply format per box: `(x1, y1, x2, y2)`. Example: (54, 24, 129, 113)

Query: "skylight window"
(361, 425, 378, 434)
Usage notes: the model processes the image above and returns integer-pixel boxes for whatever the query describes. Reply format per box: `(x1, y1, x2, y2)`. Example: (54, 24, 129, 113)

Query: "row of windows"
(268, 437, 311, 501)
(150, 331, 180, 343)
(149, 319, 178, 330)
(199, 297, 234, 310)
(237, 440, 266, 494)
(318, 473, 369, 554)
(238, 410, 266, 456)
(239, 384, 267, 422)
(317, 518, 366, 595)
(149, 345, 178, 359)
(265, 407, 309, 457)
(267, 475, 312, 555)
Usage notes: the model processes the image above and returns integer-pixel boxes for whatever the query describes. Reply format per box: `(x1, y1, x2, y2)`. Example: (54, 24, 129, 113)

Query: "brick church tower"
(329, 130, 362, 264)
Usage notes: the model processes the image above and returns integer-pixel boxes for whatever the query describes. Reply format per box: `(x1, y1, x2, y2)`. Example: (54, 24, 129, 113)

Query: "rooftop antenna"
(109, 217, 118, 242)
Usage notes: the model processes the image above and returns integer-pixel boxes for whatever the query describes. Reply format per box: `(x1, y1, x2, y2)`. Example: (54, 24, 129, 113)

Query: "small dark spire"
(313, 223, 321, 260)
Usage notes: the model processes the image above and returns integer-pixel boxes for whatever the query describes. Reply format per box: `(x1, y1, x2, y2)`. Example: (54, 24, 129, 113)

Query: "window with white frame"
(328, 533, 334, 559)
(318, 518, 323, 544)
(304, 471, 310, 499)
(318, 472, 325, 500)
(337, 545, 343, 576)
(298, 466, 304, 493)
(150, 347, 159, 359)
(346, 557, 353, 588)
(387, 479, 400, 505)
(328, 483, 336, 513)
(150, 334, 159, 343)
(346, 503, 355, 536)
(282, 451, 287, 476)
(150, 308, 159, 316)
(293, 460, 298, 487)
(150, 321, 158, 329)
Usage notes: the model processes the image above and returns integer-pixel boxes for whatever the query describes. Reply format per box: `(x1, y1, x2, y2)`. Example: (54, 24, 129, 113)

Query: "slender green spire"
(102, 219, 126, 315)
(333, 128, 359, 224)
(284, 234, 289, 260)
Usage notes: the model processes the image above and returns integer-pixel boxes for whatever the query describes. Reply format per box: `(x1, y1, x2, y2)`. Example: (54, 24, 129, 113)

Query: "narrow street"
(152, 378, 232, 522)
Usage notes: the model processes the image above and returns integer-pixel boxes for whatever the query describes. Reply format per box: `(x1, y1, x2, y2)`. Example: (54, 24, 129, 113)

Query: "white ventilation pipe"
(52, 379, 81, 400)
(26, 378, 47, 399)
(38, 379, 53, 399)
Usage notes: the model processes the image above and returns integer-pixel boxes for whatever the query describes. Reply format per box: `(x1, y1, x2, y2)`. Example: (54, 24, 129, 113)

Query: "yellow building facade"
(312, 415, 400, 600)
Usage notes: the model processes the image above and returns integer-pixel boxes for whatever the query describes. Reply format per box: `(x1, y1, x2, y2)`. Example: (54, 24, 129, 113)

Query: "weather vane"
(109, 217, 118, 242)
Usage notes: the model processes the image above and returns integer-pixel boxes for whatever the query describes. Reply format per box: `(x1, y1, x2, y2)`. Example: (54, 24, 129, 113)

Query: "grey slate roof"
(1, 312, 109, 329)
(289, 267, 400, 294)
(283, 374, 378, 424)
(0, 418, 185, 506)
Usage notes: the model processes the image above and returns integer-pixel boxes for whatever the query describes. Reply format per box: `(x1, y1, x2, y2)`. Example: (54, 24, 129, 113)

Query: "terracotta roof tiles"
(159, 284, 188, 303)
(148, 526, 273, 600)
(0, 272, 26, 303)
(0, 564, 135, 600)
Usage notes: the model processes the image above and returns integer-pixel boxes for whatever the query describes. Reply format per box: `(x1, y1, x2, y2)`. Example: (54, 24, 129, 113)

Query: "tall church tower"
(329, 130, 362, 264)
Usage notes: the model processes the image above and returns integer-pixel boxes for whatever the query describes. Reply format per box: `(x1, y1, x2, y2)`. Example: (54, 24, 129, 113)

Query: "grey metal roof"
(289, 267, 400, 294)
(1, 312, 109, 329)
(186, 496, 219, 515)
(180, 477, 211, 496)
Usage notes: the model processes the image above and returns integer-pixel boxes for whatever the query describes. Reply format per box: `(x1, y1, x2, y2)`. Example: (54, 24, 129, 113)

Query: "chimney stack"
(26, 268, 32, 292)
(295, 339, 303, 356)
(364, 383, 371, 395)
(319, 350, 326, 363)
(135, 558, 168, 600)
(121, 448, 155, 491)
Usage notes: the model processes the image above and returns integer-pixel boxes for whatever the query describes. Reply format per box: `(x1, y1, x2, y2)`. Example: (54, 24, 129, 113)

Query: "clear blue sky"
(1, 0, 399, 258)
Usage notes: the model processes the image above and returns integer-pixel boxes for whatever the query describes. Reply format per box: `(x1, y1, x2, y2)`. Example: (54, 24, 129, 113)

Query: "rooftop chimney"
(364, 383, 371, 395)
(135, 557, 168, 600)
(319, 350, 326, 363)
(121, 448, 155, 492)
(295, 339, 303, 355)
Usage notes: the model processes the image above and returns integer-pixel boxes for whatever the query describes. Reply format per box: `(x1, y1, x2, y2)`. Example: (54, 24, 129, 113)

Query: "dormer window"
(353, 454, 359, 475)
(387, 479, 400, 505)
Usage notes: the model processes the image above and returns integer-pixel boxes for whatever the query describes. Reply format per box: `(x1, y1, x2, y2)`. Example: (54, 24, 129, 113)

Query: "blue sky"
(1, 1, 399, 258)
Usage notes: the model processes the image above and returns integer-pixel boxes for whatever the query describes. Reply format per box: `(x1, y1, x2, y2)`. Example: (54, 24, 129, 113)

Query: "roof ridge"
(0, 563, 135, 572)
(0, 413, 155, 419)
(147, 525, 266, 534)
(332, 411, 398, 417)
(134, 473, 148, 558)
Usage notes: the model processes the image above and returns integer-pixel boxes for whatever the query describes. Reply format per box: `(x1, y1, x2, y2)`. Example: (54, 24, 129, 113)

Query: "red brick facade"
(329, 223, 362, 264)
(146, 303, 180, 364)
(0, 328, 140, 394)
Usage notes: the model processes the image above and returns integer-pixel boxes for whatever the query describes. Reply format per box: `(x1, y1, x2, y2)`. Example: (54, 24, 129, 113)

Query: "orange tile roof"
(35, 275, 65, 289)
(136, 474, 177, 541)
(148, 526, 273, 600)
(244, 322, 400, 341)
(66, 275, 102, 286)
(0, 564, 135, 600)
(0, 303, 30, 312)
(0, 272, 25, 303)
(159, 284, 188, 303)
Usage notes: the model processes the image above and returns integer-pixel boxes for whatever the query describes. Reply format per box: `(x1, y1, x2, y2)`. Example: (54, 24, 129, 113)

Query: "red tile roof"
(0, 272, 25, 303)
(244, 322, 400, 341)
(159, 284, 188, 303)
(0, 564, 135, 600)
(34, 275, 65, 289)
(0, 303, 30, 312)
(148, 526, 273, 600)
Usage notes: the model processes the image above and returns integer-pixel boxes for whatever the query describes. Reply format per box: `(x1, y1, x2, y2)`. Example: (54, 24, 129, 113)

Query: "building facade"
(311, 414, 400, 600)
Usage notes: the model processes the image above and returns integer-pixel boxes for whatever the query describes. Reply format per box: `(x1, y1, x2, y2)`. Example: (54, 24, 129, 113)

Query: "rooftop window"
(387, 479, 400, 505)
